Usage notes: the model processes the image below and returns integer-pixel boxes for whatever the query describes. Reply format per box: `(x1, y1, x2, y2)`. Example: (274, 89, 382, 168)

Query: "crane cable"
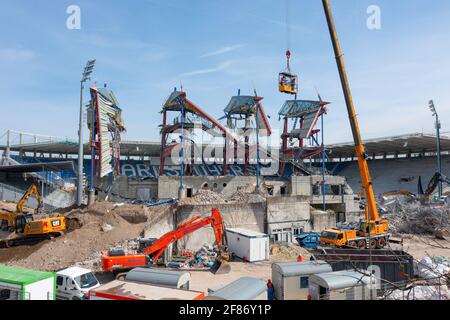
(285, 0, 292, 73)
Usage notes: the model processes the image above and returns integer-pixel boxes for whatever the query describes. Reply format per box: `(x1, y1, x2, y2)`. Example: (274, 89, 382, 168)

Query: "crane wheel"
(348, 241, 357, 248)
(369, 239, 377, 249)
(376, 238, 386, 249)
(357, 240, 366, 249)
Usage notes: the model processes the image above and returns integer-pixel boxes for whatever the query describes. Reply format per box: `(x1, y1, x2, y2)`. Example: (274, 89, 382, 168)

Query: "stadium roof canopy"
(0, 140, 162, 157)
(325, 133, 450, 159)
(2, 132, 449, 160)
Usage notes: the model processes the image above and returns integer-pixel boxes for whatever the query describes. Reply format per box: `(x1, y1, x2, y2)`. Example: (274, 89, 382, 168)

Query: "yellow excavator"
(319, 0, 389, 249)
(0, 184, 43, 230)
(0, 184, 73, 247)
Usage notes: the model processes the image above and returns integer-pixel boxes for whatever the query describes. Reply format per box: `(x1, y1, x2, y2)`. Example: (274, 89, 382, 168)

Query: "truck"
(55, 267, 100, 300)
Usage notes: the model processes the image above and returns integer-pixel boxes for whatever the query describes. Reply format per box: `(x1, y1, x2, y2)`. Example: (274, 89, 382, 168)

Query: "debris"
(101, 223, 114, 232)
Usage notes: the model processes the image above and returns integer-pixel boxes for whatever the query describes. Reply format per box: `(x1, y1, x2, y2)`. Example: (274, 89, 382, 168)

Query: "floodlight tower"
(77, 59, 96, 206)
(429, 100, 442, 198)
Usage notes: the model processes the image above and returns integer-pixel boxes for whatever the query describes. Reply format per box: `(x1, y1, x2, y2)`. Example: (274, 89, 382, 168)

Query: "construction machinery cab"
(15, 214, 33, 233)
(278, 50, 298, 95)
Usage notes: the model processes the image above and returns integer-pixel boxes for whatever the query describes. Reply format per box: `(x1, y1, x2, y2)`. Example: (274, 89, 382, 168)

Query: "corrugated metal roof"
(226, 228, 268, 238)
(272, 261, 332, 277)
(310, 270, 373, 290)
(125, 268, 190, 287)
(0, 265, 54, 286)
(209, 277, 266, 300)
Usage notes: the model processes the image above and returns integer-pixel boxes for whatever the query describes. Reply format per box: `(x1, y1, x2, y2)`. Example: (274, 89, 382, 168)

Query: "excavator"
(0, 184, 77, 247)
(418, 172, 450, 197)
(319, 0, 390, 249)
(0, 184, 43, 230)
(101, 208, 231, 279)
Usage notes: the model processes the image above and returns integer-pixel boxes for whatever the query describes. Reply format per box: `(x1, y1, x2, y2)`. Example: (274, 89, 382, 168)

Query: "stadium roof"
(0, 140, 162, 157)
(325, 133, 450, 159)
(1, 132, 449, 159)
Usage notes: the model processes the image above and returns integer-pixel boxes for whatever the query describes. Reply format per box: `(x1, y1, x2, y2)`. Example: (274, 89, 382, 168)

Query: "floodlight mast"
(77, 59, 96, 206)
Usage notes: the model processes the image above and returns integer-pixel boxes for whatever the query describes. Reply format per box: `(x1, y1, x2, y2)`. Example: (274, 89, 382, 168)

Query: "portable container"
(0, 265, 55, 300)
(272, 261, 332, 300)
(207, 277, 267, 300)
(309, 270, 376, 300)
(226, 228, 269, 262)
(125, 267, 191, 290)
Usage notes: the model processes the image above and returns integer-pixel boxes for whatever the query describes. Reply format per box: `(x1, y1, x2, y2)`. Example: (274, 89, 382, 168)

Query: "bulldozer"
(0, 184, 80, 247)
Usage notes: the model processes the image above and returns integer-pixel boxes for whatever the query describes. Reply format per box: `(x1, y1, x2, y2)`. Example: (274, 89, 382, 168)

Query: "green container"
(0, 265, 56, 300)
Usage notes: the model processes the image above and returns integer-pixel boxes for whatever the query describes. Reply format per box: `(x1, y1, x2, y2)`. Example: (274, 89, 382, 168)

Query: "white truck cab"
(56, 267, 100, 300)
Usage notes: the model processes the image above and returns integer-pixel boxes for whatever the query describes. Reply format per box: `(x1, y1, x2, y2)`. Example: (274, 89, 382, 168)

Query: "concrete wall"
(158, 176, 258, 199)
(173, 202, 266, 251)
(337, 155, 450, 196)
(266, 197, 311, 234)
(311, 210, 337, 231)
(95, 176, 158, 201)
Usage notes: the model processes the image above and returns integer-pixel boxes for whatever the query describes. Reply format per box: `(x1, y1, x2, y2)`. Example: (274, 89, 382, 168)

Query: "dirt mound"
(0, 202, 171, 272)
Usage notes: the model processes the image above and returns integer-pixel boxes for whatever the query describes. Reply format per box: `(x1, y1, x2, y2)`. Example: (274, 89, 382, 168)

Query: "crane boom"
(16, 184, 43, 215)
(322, 0, 379, 222)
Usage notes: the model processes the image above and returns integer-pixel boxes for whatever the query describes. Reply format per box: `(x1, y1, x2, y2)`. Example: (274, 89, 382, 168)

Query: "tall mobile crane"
(101, 208, 231, 278)
(319, 0, 389, 249)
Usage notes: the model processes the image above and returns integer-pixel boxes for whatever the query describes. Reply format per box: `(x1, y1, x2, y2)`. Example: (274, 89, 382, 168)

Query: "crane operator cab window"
(279, 72, 298, 95)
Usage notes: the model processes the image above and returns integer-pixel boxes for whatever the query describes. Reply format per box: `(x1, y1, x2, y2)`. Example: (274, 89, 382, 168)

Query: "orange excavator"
(101, 208, 231, 278)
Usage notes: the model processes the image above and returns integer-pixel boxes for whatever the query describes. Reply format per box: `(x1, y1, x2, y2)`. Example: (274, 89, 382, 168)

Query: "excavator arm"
(143, 208, 224, 263)
(16, 184, 43, 214)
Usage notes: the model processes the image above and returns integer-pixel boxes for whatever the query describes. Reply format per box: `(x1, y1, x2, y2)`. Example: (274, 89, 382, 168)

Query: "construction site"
(0, 0, 449, 302)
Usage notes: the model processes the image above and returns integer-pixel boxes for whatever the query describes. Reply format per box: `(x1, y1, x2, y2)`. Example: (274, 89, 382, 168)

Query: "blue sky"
(0, 0, 449, 144)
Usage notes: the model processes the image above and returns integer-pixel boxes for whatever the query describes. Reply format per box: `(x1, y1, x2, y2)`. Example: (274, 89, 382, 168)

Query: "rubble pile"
(379, 194, 450, 236)
(180, 190, 228, 205)
(270, 242, 310, 262)
(0, 202, 171, 271)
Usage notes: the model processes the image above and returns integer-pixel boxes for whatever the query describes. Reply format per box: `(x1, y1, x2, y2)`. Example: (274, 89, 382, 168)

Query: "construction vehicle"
(319, 0, 390, 249)
(418, 172, 450, 197)
(0, 183, 43, 230)
(101, 208, 231, 279)
(0, 184, 79, 247)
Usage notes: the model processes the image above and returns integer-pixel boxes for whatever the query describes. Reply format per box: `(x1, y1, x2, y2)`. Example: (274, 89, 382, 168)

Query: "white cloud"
(0, 48, 35, 62)
(180, 60, 234, 77)
(201, 45, 244, 58)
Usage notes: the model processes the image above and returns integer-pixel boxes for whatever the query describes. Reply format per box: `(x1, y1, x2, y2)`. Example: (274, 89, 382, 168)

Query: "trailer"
(0, 265, 55, 300)
(207, 277, 267, 300)
(124, 267, 191, 289)
(226, 228, 269, 262)
(309, 270, 376, 300)
(272, 261, 332, 300)
(88, 280, 204, 300)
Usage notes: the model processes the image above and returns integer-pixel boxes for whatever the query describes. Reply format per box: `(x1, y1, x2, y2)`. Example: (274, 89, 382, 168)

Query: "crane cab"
(278, 72, 298, 95)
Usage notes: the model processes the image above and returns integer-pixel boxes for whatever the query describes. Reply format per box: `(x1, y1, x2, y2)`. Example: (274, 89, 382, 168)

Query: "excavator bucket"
(210, 256, 231, 275)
